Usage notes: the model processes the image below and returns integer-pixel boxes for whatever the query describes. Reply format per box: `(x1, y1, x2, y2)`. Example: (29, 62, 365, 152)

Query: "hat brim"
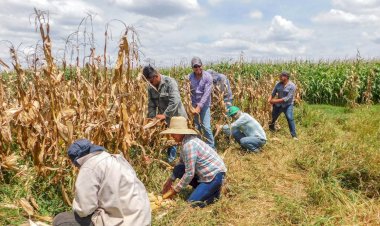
(160, 128, 198, 135)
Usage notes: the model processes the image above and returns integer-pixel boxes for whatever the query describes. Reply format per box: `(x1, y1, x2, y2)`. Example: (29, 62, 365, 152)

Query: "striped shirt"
(173, 135, 227, 192)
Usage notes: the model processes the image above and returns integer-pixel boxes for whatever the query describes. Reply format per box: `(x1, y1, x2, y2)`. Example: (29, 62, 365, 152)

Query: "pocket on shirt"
(160, 93, 170, 103)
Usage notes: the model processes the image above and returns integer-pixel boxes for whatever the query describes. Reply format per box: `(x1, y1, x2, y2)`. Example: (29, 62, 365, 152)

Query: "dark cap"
(142, 65, 158, 79)
(67, 139, 105, 166)
(280, 71, 290, 78)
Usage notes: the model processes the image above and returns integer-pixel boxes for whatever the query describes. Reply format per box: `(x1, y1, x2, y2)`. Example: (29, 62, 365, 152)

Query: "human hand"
(162, 178, 173, 194)
(156, 114, 166, 120)
(162, 187, 177, 199)
(193, 106, 201, 114)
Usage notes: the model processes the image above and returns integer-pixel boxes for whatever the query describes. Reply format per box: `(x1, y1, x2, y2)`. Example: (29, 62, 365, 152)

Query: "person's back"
(238, 113, 266, 140)
(222, 107, 266, 152)
(74, 151, 151, 226)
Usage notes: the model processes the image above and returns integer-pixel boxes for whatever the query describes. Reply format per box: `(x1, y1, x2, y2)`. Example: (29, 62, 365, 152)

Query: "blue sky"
(0, 0, 379, 68)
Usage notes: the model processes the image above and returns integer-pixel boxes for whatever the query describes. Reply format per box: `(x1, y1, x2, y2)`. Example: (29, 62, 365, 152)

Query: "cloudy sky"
(0, 0, 380, 67)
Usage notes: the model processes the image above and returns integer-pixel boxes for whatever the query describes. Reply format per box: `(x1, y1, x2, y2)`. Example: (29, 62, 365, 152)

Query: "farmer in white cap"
(188, 57, 215, 149)
(53, 139, 151, 226)
(160, 116, 227, 207)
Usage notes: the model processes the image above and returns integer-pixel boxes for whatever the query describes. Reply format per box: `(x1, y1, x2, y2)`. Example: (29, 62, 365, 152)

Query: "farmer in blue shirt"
(268, 71, 297, 139)
(188, 57, 215, 149)
(206, 69, 233, 108)
(220, 106, 266, 152)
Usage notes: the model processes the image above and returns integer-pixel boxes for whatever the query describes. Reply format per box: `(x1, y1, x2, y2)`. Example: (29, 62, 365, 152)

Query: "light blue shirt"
(223, 112, 266, 140)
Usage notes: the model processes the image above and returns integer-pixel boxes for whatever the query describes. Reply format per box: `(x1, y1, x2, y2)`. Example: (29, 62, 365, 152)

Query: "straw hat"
(160, 116, 197, 135)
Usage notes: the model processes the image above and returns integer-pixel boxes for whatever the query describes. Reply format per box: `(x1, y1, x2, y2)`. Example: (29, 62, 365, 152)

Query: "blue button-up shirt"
(189, 70, 213, 109)
(271, 81, 297, 107)
(207, 69, 233, 106)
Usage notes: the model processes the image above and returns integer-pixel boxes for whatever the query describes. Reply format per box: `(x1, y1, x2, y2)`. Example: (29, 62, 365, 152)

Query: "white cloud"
(313, 9, 380, 24)
(313, 0, 380, 25)
(332, 0, 380, 13)
(249, 10, 263, 19)
(110, 0, 200, 18)
(266, 16, 313, 41)
(208, 0, 223, 6)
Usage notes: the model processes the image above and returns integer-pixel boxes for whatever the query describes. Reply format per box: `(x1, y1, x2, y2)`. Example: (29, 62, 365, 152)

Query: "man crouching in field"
(53, 139, 151, 226)
(160, 116, 227, 207)
(220, 106, 266, 152)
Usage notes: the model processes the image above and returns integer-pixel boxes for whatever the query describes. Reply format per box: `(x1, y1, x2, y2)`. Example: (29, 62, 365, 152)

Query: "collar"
(77, 151, 103, 166)
(182, 135, 195, 144)
(151, 74, 166, 92)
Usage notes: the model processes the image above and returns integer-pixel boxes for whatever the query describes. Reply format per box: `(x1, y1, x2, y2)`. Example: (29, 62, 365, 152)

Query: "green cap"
(228, 106, 240, 117)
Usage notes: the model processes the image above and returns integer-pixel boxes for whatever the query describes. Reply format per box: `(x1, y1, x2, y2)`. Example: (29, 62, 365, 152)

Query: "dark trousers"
(270, 104, 297, 137)
(173, 164, 225, 208)
(53, 212, 93, 226)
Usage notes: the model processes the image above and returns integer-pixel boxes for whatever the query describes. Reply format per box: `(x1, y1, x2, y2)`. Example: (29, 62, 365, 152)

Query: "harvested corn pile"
(148, 193, 176, 211)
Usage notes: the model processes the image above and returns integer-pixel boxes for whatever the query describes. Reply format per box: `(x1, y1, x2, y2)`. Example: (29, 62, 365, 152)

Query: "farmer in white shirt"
(53, 139, 151, 226)
(221, 106, 266, 152)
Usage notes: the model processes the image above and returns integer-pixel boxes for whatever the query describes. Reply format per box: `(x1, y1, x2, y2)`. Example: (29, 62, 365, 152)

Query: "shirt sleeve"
(282, 85, 296, 102)
(222, 124, 232, 136)
(224, 77, 233, 103)
(73, 168, 100, 217)
(230, 114, 250, 129)
(163, 79, 182, 118)
(271, 83, 278, 97)
(197, 75, 213, 109)
(174, 143, 197, 192)
(147, 88, 157, 118)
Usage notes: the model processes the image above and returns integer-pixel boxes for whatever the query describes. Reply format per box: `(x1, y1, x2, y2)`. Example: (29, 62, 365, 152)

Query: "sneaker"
(292, 137, 299, 141)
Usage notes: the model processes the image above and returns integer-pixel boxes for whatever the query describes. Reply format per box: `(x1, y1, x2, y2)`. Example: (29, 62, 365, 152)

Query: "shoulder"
(183, 136, 199, 148)
(290, 81, 297, 88)
(164, 75, 178, 86)
(80, 152, 110, 173)
(202, 71, 213, 81)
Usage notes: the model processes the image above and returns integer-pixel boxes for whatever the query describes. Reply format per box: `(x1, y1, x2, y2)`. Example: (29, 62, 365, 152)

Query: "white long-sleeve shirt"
(73, 151, 151, 226)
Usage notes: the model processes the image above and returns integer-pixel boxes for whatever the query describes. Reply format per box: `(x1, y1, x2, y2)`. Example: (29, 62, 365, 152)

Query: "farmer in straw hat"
(53, 139, 151, 226)
(160, 116, 227, 207)
(219, 106, 266, 152)
(142, 65, 188, 163)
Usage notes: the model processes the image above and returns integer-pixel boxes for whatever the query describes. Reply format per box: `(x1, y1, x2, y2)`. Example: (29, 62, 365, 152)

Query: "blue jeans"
(167, 146, 177, 163)
(270, 104, 297, 137)
(173, 164, 225, 208)
(232, 129, 266, 152)
(194, 106, 215, 149)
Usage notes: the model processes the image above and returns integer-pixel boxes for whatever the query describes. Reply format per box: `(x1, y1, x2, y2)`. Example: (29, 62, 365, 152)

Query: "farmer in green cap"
(219, 106, 267, 152)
